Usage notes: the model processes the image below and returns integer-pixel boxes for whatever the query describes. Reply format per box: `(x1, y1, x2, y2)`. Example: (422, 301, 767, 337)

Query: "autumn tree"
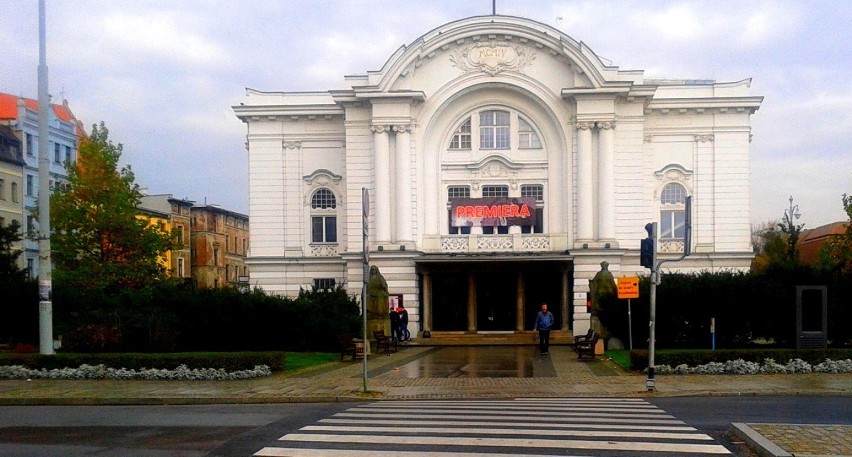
(51, 122, 176, 293)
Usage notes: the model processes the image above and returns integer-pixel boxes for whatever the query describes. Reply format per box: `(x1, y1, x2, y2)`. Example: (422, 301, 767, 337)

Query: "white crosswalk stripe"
(253, 397, 732, 456)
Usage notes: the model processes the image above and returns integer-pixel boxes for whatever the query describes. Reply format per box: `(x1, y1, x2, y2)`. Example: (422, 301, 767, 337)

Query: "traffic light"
(640, 222, 657, 269)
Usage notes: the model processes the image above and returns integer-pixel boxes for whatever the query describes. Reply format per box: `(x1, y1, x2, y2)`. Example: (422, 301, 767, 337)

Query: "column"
(598, 121, 616, 240)
(372, 125, 391, 242)
(422, 271, 432, 332)
(561, 266, 570, 330)
(467, 272, 477, 333)
(516, 272, 525, 331)
(576, 122, 594, 241)
(393, 125, 413, 243)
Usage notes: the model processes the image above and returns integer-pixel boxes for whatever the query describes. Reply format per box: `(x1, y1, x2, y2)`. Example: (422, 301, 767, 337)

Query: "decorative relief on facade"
(441, 236, 469, 251)
(476, 236, 513, 251)
(521, 236, 550, 250)
(659, 240, 685, 253)
(282, 141, 301, 149)
(392, 125, 412, 134)
(574, 121, 593, 130)
(310, 245, 339, 257)
(693, 134, 714, 143)
(598, 121, 616, 130)
(449, 40, 536, 76)
(370, 125, 387, 134)
(485, 162, 508, 177)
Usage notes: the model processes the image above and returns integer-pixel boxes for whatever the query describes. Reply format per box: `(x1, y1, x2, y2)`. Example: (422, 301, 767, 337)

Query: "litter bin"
(352, 338, 366, 359)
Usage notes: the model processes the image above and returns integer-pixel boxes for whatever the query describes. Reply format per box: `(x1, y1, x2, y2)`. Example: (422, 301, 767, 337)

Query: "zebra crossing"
(254, 398, 732, 456)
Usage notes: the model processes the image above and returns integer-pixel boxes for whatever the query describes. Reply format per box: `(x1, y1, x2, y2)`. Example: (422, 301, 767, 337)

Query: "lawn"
(283, 352, 338, 372)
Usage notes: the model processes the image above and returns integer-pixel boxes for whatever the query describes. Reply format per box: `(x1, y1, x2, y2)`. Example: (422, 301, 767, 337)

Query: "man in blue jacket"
(534, 302, 554, 354)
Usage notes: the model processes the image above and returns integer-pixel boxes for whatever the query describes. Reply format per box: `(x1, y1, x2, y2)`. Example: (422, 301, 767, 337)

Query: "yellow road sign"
(618, 276, 640, 299)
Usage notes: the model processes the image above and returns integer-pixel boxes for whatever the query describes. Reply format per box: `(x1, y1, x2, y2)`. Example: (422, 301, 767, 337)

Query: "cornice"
(645, 96, 763, 115)
(233, 104, 344, 122)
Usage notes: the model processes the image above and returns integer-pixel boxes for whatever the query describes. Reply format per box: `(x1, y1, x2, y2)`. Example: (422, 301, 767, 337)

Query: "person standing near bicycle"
(397, 303, 410, 341)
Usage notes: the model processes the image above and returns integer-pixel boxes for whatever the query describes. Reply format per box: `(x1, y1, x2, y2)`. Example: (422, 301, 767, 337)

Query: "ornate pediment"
(449, 40, 536, 76)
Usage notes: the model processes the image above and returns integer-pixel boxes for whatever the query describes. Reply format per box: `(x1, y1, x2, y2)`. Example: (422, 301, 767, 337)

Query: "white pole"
(37, 0, 54, 355)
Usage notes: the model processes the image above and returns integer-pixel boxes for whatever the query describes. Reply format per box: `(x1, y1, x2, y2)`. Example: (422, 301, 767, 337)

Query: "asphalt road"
(0, 397, 849, 457)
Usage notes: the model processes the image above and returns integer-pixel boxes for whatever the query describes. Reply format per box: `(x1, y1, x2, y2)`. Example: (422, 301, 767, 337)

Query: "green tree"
(820, 193, 852, 275)
(50, 122, 176, 293)
(0, 220, 27, 283)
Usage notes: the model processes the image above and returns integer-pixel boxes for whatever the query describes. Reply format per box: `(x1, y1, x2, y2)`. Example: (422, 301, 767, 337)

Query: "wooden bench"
(574, 328, 594, 345)
(574, 331, 599, 361)
(373, 330, 396, 355)
(337, 335, 357, 361)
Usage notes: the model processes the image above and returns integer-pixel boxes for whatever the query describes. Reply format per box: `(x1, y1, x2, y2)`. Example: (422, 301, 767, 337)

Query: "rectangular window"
(65, 146, 72, 164)
(312, 216, 337, 243)
(213, 247, 219, 265)
(178, 258, 185, 277)
(660, 210, 686, 239)
(0, 216, 4, 227)
(11, 182, 18, 202)
(226, 264, 230, 281)
(26, 134, 33, 156)
(481, 185, 509, 197)
(0, 179, 5, 200)
(448, 186, 471, 235)
(54, 143, 61, 163)
(175, 225, 184, 245)
(313, 278, 336, 291)
(26, 215, 34, 237)
(26, 175, 33, 196)
(27, 259, 34, 278)
(479, 111, 509, 149)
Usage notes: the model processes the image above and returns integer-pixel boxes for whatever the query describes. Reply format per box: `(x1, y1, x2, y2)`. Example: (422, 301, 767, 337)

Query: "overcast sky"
(2, 0, 850, 228)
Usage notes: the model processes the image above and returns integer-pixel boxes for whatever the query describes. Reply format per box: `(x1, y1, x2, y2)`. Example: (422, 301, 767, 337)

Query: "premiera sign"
(450, 197, 536, 227)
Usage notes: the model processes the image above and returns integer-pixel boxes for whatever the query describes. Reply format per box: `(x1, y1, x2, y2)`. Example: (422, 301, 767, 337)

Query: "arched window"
(518, 117, 541, 149)
(660, 183, 687, 240)
(311, 188, 337, 243)
(448, 118, 471, 149)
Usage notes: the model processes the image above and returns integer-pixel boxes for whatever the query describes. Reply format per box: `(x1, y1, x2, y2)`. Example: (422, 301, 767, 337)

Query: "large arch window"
(479, 110, 510, 149)
(310, 188, 337, 243)
(660, 183, 687, 240)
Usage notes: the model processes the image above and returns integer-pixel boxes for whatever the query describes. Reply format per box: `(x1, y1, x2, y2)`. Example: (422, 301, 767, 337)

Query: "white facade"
(235, 16, 762, 338)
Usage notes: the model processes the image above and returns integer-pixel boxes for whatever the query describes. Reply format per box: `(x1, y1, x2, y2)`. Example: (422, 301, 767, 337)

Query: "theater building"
(234, 15, 762, 339)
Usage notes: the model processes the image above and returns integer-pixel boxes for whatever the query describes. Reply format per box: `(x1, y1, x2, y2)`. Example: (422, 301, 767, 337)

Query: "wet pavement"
(1, 345, 850, 455)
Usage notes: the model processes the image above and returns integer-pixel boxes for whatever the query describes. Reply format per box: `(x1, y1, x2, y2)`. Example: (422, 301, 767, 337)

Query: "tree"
(0, 220, 27, 283)
(751, 220, 787, 272)
(820, 193, 852, 275)
(51, 122, 176, 293)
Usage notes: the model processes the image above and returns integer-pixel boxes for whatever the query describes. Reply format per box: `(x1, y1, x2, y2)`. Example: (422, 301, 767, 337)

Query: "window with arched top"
(310, 188, 337, 243)
(660, 183, 687, 240)
(518, 117, 541, 149)
(449, 118, 471, 149)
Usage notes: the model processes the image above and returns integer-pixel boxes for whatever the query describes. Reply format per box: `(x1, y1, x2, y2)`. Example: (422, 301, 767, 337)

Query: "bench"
(574, 328, 594, 345)
(373, 329, 396, 355)
(337, 335, 357, 361)
(574, 331, 599, 361)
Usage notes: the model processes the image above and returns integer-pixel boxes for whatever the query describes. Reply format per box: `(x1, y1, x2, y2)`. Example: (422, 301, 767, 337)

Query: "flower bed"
(652, 358, 852, 375)
(0, 363, 272, 380)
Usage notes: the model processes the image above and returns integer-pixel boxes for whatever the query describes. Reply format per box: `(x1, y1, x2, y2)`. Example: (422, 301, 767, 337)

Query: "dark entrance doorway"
(431, 273, 468, 331)
(476, 271, 516, 331)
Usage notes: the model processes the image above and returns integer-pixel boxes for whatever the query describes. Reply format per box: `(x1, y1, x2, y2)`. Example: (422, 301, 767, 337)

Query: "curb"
(730, 423, 792, 457)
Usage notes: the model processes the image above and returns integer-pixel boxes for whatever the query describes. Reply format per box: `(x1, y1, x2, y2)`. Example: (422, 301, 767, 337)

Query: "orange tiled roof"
(0, 92, 82, 133)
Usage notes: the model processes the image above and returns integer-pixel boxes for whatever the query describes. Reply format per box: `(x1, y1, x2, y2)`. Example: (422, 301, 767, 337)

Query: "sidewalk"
(1, 345, 850, 455)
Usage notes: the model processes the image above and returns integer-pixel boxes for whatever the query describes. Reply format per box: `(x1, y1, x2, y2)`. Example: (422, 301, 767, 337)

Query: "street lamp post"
(783, 195, 801, 226)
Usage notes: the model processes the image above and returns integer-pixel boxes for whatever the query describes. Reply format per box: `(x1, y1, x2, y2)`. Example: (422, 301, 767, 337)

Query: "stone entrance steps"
(411, 330, 575, 346)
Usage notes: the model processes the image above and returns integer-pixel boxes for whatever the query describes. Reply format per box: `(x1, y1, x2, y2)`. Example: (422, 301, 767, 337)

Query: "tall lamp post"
(783, 195, 801, 226)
